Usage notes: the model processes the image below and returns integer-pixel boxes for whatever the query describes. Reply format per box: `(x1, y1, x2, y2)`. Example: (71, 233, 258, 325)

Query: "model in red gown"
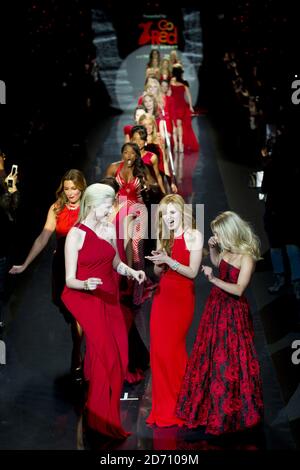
(170, 84, 199, 152)
(176, 259, 264, 435)
(62, 223, 129, 439)
(146, 234, 195, 427)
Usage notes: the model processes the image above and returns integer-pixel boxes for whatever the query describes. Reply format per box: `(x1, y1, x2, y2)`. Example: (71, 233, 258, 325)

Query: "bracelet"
(117, 262, 129, 277)
(170, 260, 180, 271)
(83, 280, 89, 291)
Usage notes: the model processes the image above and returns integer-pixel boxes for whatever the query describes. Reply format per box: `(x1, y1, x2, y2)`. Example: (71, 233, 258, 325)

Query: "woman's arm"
(9, 204, 57, 274)
(65, 227, 102, 291)
(203, 255, 255, 297)
(108, 224, 145, 284)
(185, 85, 194, 112)
(150, 154, 166, 194)
(105, 162, 119, 177)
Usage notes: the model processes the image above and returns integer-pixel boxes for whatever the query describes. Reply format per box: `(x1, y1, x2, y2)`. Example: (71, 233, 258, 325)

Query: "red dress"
(61, 224, 129, 439)
(176, 259, 264, 435)
(115, 162, 147, 305)
(146, 235, 195, 427)
(52, 205, 79, 317)
(170, 84, 199, 152)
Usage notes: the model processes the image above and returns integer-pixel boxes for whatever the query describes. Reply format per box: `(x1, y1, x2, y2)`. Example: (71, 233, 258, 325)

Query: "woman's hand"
(9, 265, 26, 274)
(201, 265, 214, 281)
(208, 236, 218, 248)
(171, 183, 178, 193)
(85, 277, 102, 290)
(130, 270, 146, 284)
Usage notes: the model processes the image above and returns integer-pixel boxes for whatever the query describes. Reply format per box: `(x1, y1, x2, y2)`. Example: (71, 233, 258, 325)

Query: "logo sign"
(138, 19, 178, 46)
(0, 80, 6, 104)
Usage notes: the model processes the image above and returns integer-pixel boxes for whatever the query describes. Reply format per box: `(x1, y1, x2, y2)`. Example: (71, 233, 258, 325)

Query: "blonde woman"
(138, 114, 177, 193)
(9, 169, 87, 382)
(145, 194, 203, 427)
(62, 183, 145, 438)
(176, 211, 264, 435)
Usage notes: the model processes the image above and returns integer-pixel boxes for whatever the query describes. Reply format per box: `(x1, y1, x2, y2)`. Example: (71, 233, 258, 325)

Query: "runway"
(0, 107, 299, 450)
(0, 3, 299, 455)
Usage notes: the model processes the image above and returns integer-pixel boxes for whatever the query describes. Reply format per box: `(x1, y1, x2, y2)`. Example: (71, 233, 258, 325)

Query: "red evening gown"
(146, 235, 195, 427)
(170, 84, 199, 152)
(176, 259, 264, 435)
(61, 223, 129, 439)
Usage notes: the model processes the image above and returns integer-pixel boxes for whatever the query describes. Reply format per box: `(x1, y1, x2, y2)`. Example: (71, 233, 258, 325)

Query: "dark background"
(0, 0, 298, 260)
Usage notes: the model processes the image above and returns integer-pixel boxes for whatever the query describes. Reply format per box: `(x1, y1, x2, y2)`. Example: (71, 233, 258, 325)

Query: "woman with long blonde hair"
(145, 194, 203, 427)
(176, 211, 264, 435)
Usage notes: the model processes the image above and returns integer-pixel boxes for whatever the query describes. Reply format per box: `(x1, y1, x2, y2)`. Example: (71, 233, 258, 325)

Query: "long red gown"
(61, 223, 129, 439)
(146, 235, 195, 427)
(170, 84, 199, 152)
(176, 259, 264, 435)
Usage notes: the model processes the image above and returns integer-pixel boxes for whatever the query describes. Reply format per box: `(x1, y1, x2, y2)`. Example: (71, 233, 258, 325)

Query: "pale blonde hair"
(138, 114, 158, 142)
(156, 194, 195, 255)
(78, 183, 115, 222)
(211, 211, 261, 261)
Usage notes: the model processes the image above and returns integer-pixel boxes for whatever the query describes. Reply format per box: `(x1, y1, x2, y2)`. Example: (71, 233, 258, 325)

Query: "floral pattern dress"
(176, 258, 264, 435)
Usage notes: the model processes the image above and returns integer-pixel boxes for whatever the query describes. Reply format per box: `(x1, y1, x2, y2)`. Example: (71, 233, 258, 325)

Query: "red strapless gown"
(176, 259, 264, 435)
(61, 223, 129, 439)
(170, 84, 199, 152)
(146, 235, 195, 427)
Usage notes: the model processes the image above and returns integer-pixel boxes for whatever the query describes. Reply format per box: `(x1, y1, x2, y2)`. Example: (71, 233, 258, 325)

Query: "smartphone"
(11, 164, 18, 175)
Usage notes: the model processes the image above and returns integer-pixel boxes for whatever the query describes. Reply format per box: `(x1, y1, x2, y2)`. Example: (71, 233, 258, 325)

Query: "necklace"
(66, 202, 79, 211)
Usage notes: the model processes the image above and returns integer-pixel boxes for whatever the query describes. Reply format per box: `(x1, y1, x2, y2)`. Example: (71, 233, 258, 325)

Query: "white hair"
(78, 183, 115, 222)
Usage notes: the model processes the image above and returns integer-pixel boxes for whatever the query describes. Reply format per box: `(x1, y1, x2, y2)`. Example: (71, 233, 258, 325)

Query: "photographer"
(0, 151, 20, 330)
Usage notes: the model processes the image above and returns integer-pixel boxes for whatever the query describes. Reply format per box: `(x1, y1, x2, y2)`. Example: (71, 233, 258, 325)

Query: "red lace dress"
(176, 259, 264, 435)
(52, 205, 79, 319)
(61, 224, 129, 439)
(146, 235, 195, 427)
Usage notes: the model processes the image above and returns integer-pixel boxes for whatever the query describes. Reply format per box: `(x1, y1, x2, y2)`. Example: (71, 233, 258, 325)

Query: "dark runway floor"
(1, 110, 300, 453)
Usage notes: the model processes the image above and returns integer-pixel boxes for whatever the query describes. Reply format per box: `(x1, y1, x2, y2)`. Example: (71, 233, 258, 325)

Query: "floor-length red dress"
(170, 84, 199, 152)
(176, 259, 264, 435)
(146, 235, 195, 427)
(61, 223, 129, 439)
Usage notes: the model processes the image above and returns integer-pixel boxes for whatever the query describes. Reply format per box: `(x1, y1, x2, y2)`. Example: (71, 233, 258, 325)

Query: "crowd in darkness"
(205, 1, 300, 299)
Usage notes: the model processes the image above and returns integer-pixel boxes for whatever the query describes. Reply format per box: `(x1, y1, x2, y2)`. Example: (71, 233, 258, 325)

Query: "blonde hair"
(144, 77, 165, 108)
(138, 114, 159, 142)
(78, 183, 115, 222)
(156, 194, 195, 255)
(211, 211, 261, 261)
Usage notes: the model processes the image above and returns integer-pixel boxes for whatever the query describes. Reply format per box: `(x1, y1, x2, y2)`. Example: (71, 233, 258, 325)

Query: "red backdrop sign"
(138, 19, 178, 45)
